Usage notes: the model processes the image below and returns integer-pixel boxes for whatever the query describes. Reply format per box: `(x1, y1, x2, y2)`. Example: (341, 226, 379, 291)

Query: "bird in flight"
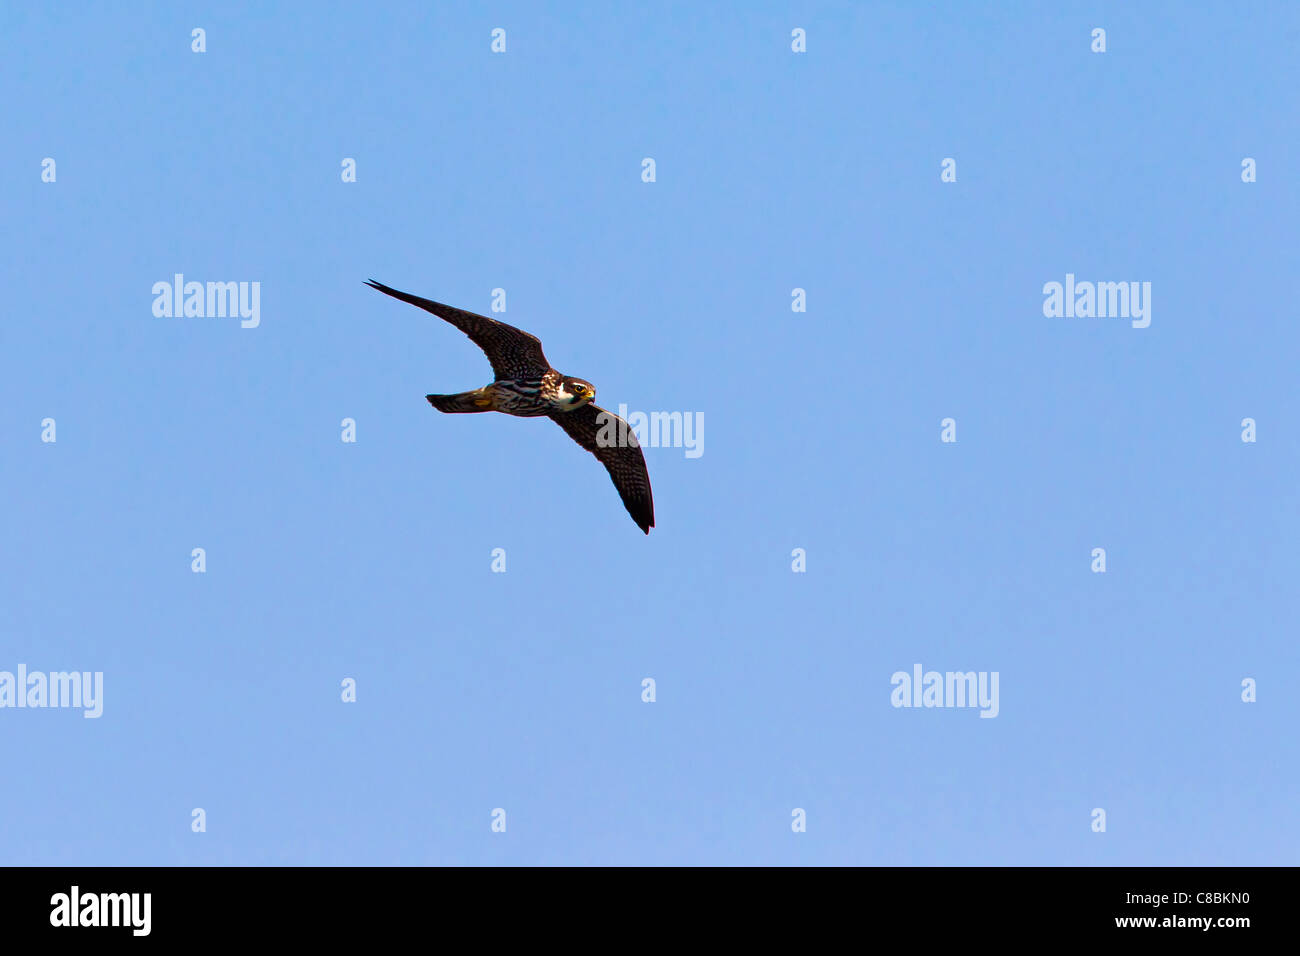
(366, 280, 655, 534)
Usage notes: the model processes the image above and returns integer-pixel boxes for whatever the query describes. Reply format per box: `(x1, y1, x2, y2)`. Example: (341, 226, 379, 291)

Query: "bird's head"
(562, 377, 596, 408)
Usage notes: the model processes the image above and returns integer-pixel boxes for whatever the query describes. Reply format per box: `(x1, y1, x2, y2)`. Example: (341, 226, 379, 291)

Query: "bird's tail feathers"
(427, 391, 493, 414)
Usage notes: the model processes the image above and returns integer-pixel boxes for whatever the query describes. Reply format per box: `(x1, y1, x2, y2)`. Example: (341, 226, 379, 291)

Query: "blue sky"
(2, 1, 1297, 865)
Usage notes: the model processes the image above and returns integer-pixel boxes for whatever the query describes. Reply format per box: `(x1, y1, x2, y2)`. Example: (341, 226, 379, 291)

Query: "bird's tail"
(427, 390, 494, 414)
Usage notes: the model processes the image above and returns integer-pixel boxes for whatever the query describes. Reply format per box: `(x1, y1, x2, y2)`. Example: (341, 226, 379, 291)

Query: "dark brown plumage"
(365, 280, 548, 382)
(367, 280, 655, 534)
(549, 402, 655, 534)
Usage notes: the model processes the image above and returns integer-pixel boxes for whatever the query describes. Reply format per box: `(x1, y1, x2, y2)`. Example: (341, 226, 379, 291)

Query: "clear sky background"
(2, 1, 1297, 865)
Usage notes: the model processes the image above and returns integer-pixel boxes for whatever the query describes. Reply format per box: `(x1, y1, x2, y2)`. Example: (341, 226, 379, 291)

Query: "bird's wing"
(549, 403, 655, 534)
(366, 280, 551, 380)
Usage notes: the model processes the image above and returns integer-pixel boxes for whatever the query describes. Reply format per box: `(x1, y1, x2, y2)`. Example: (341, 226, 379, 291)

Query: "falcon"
(366, 280, 655, 534)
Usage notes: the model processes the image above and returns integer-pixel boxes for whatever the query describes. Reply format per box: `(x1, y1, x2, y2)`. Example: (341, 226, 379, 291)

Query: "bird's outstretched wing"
(549, 403, 655, 534)
(366, 280, 551, 381)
